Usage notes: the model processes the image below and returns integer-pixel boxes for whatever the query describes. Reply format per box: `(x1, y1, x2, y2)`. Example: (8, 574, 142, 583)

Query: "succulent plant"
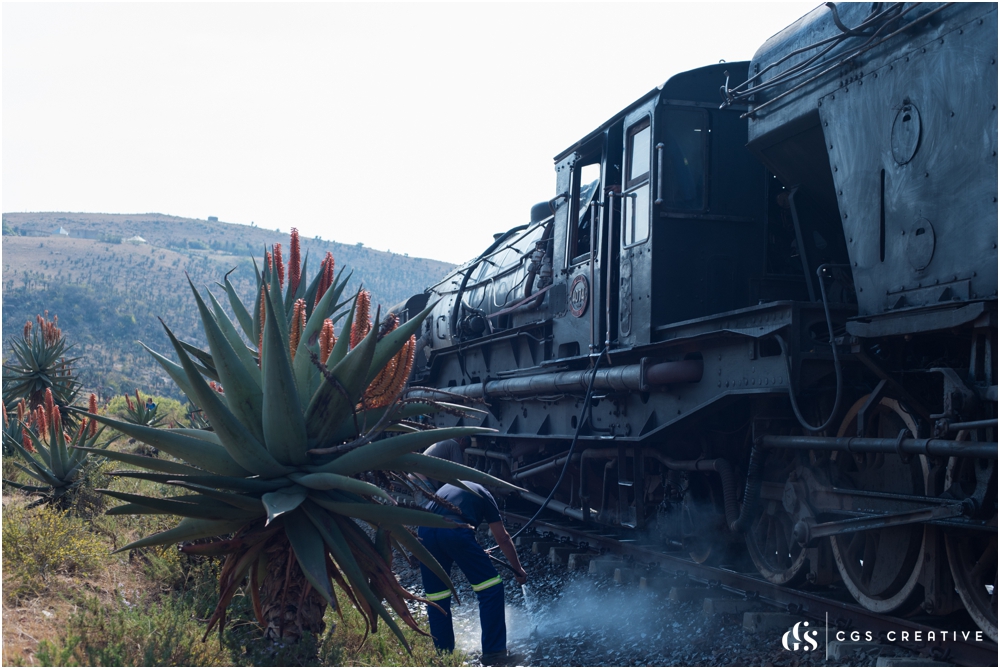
(2, 390, 106, 508)
(73, 231, 521, 649)
(2, 312, 81, 413)
(119, 389, 166, 428)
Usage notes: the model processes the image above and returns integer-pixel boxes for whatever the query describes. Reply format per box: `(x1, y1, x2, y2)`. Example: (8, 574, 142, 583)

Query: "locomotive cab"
(415, 60, 817, 380)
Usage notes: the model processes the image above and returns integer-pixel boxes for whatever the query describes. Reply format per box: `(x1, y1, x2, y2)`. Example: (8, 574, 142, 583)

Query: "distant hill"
(2, 212, 453, 401)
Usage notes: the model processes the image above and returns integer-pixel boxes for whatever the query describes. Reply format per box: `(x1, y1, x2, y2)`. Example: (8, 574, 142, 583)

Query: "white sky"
(3, 1, 818, 264)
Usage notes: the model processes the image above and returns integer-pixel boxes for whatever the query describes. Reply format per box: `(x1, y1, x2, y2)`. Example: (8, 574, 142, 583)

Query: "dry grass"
(1, 482, 467, 667)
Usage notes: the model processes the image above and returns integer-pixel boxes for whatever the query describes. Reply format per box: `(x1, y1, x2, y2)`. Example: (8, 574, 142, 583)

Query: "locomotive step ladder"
(617, 444, 645, 528)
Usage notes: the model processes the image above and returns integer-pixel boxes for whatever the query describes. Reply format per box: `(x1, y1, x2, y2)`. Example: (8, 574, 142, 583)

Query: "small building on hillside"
(126, 235, 147, 244)
(57, 227, 69, 236)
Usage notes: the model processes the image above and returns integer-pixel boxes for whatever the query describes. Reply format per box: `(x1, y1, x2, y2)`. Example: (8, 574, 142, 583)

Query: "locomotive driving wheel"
(828, 395, 927, 613)
(745, 448, 809, 585)
(944, 446, 998, 642)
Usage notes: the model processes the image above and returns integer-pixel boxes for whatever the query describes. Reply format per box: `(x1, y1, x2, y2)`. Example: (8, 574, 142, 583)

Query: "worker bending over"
(419, 479, 527, 666)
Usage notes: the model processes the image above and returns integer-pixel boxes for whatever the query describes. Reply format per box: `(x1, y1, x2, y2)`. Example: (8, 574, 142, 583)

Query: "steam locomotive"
(395, 2, 997, 639)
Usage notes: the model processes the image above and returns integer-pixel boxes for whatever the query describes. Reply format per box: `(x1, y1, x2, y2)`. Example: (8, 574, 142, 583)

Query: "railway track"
(500, 510, 998, 667)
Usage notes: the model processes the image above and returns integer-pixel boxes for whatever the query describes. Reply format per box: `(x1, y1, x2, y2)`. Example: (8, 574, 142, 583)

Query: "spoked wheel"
(745, 449, 809, 585)
(944, 453, 998, 642)
(829, 395, 927, 613)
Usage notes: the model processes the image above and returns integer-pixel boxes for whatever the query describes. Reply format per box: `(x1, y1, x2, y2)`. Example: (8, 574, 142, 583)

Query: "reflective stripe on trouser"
(471, 575, 502, 592)
(426, 589, 452, 602)
(418, 526, 506, 654)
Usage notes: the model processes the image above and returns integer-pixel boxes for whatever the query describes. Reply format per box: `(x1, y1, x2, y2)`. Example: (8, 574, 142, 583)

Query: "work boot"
(481, 650, 524, 666)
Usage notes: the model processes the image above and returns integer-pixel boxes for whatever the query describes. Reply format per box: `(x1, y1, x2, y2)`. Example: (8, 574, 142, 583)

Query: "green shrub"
(2, 503, 106, 595)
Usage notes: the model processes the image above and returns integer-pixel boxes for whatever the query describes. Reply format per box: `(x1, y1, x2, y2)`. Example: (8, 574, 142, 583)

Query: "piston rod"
(409, 360, 703, 401)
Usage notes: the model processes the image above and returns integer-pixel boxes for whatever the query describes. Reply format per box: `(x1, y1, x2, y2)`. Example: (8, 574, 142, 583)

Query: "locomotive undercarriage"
(418, 303, 998, 641)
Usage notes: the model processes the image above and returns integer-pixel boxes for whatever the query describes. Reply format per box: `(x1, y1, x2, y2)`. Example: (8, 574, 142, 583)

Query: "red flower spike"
(44, 389, 56, 423)
(289, 229, 302, 296)
(289, 299, 306, 361)
(89, 394, 99, 437)
(274, 243, 284, 289)
(22, 428, 36, 453)
(34, 406, 48, 438)
(350, 290, 372, 349)
(314, 252, 335, 308)
(319, 319, 336, 365)
(23, 321, 32, 339)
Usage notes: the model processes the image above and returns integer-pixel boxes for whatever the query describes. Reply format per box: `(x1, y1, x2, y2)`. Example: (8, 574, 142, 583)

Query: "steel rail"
(501, 510, 998, 666)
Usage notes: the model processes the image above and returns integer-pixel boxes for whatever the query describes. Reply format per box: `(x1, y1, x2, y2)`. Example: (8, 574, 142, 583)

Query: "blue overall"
(418, 482, 506, 654)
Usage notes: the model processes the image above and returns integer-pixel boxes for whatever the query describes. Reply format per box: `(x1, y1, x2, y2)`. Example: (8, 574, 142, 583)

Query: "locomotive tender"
(396, 2, 998, 639)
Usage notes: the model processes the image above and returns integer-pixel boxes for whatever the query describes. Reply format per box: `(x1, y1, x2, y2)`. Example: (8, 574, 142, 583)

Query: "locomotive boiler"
(395, 2, 997, 640)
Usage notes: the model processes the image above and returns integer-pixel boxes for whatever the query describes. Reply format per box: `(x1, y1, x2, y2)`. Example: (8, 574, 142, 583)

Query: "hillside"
(1, 212, 453, 401)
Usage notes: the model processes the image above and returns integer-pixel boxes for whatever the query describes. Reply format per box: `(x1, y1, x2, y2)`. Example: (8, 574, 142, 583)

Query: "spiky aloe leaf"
(109, 470, 291, 493)
(72, 409, 250, 477)
(304, 303, 380, 444)
(164, 481, 265, 513)
(292, 267, 350, 400)
(261, 286, 308, 465)
(164, 428, 223, 443)
(76, 448, 204, 476)
(301, 502, 411, 650)
(384, 523, 457, 600)
(160, 323, 291, 478)
(115, 517, 248, 554)
(189, 278, 266, 444)
(139, 343, 199, 401)
(388, 453, 526, 494)
(310, 427, 489, 476)
(224, 269, 256, 342)
(208, 289, 262, 387)
(288, 472, 395, 503)
(323, 293, 356, 372)
(283, 511, 337, 608)
(261, 486, 307, 525)
(178, 339, 219, 381)
(326, 401, 482, 443)
(99, 489, 261, 521)
(308, 497, 463, 529)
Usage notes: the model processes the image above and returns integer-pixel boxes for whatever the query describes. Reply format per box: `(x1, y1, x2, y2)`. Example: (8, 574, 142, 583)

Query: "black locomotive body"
(396, 3, 997, 639)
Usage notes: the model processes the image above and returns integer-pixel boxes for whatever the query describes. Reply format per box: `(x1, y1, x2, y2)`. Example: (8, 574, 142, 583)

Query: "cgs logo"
(782, 621, 819, 652)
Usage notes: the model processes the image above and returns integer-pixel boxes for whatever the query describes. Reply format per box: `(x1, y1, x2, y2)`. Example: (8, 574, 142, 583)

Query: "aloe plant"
(2, 390, 107, 508)
(118, 389, 166, 428)
(2, 312, 81, 412)
(74, 231, 523, 649)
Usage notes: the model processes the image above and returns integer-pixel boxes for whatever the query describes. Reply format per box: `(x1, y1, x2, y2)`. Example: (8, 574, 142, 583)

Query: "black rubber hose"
(776, 263, 845, 434)
(508, 346, 608, 541)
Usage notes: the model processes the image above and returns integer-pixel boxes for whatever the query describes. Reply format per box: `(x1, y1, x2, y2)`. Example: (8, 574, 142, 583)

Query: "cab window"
(569, 161, 601, 264)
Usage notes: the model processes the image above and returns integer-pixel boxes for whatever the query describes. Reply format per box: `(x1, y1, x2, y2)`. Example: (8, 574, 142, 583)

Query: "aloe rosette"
(71, 234, 523, 647)
(2, 312, 81, 412)
(3, 390, 107, 507)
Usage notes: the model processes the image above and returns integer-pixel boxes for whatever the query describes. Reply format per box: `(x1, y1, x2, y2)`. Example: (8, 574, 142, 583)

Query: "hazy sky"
(4, 2, 818, 264)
